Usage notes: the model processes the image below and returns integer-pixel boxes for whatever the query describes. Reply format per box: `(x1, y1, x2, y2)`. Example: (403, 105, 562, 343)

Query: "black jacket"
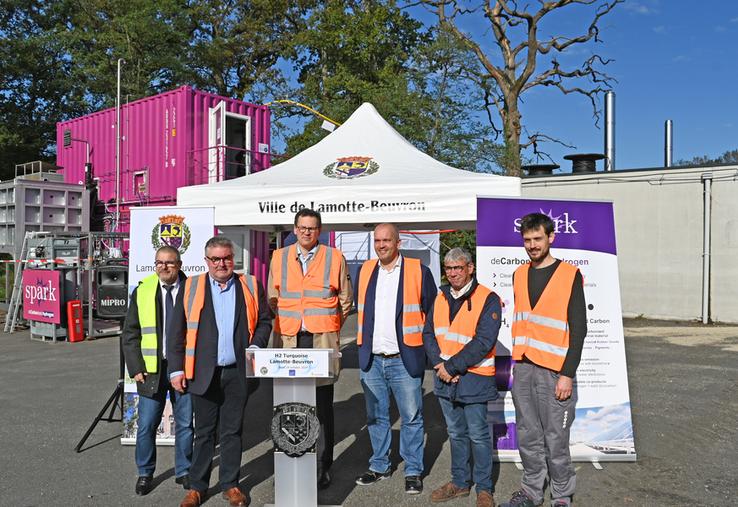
(166, 273, 272, 396)
(121, 272, 186, 398)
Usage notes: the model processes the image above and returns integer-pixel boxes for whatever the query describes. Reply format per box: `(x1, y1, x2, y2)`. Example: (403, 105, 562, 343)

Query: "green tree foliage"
(0, 0, 310, 172)
(281, 0, 429, 156)
(410, 30, 505, 173)
(675, 149, 738, 167)
(278, 0, 504, 173)
(59, 0, 191, 108)
(0, 0, 86, 178)
(181, 0, 312, 99)
(440, 229, 476, 263)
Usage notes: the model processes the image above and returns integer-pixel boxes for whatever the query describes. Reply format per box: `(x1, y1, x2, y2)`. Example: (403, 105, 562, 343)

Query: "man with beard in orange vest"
(168, 236, 272, 507)
(500, 213, 587, 507)
(268, 208, 353, 490)
(424, 248, 501, 507)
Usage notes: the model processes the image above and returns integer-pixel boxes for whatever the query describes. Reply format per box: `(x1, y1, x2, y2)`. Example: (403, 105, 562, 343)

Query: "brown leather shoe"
(476, 490, 495, 507)
(222, 486, 249, 506)
(179, 489, 203, 507)
(431, 481, 471, 503)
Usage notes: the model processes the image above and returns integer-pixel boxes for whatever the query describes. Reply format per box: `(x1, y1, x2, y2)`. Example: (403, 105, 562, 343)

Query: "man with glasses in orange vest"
(122, 245, 193, 496)
(268, 209, 353, 490)
(500, 213, 587, 507)
(423, 247, 501, 507)
(353, 223, 436, 495)
(168, 236, 272, 507)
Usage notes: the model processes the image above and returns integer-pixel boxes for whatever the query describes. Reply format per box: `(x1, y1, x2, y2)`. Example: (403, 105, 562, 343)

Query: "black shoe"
(405, 475, 423, 495)
(175, 474, 190, 490)
(135, 475, 153, 496)
(355, 469, 392, 486)
(499, 490, 541, 507)
(318, 469, 332, 490)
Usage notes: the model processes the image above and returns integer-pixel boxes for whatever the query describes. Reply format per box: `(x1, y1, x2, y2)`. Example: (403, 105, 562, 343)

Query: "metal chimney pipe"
(604, 91, 615, 171)
(701, 172, 713, 324)
(664, 120, 673, 167)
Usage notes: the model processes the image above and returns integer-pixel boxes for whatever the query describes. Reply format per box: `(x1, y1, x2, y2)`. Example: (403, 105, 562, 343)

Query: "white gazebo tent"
(178, 102, 520, 232)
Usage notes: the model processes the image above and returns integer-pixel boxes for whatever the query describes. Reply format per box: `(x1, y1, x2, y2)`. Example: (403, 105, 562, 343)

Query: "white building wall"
(521, 165, 738, 323)
(710, 178, 738, 323)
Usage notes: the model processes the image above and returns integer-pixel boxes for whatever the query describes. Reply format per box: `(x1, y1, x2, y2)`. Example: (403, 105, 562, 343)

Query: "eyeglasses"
(205, 255, 234, 265)
(154, 260, 178, 267)
(296, 226, 319, 234)
(444, 264, 467, 273)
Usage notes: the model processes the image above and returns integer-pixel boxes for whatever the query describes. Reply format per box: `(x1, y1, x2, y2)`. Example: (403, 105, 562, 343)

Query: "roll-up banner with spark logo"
(476, 196, 636, 462)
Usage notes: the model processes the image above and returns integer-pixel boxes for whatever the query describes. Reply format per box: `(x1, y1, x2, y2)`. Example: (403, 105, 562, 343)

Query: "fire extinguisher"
(67, 300, 84, 342)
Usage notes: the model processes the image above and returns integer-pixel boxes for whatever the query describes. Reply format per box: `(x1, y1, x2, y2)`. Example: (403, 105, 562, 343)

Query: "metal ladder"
(4, 232, 32, 332)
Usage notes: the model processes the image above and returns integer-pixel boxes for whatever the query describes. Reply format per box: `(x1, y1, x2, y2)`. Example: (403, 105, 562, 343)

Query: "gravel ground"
(0, 316, 735, 507)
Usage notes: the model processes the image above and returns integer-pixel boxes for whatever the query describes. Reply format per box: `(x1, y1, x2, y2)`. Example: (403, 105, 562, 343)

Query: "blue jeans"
(437, 396, 493, 493)
(359, 355, 424, 477)
(135, 378, 193, 478)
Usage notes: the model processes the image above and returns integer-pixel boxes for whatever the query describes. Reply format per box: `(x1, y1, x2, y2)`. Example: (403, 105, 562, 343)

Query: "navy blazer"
(355, 258, 437, 377)
(167, 273, 272, 396)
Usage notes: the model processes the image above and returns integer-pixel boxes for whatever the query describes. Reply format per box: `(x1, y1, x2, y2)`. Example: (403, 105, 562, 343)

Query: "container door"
(224, 112, 251, 179)
(208, 101, 227, 183)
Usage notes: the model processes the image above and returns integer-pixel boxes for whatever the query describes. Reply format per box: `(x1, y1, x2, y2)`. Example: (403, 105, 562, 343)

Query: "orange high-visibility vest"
(433, 284, 496, 376)
(183, 273, 259, 380)
(511, 261, 578, 372)
(356, 257, 425, 347)
(271, 244, 342, 335)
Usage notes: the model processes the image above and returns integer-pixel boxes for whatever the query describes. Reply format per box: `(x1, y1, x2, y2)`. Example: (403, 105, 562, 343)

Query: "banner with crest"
(122, 206, 214, 446)
(127, 206, 215, 294)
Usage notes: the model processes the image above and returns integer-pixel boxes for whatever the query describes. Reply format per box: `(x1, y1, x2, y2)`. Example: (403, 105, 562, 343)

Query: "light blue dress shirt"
(296, 243, 319, 275)
(296, 244, 319, 331)
(210, 275, 237, 366)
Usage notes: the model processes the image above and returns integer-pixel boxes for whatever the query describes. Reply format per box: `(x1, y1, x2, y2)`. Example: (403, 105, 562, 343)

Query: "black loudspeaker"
(96, 263, 129, 318)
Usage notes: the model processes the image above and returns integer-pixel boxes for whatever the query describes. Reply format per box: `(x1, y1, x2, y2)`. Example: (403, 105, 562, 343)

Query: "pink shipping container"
(56, 85, 273, 281)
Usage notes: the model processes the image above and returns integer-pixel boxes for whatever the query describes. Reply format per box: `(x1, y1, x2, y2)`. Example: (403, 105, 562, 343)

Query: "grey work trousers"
(511, 361, 577, 505)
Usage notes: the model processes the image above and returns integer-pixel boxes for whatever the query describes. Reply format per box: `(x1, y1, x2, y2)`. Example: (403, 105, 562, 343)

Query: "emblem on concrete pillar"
(271, 402, 320, 457)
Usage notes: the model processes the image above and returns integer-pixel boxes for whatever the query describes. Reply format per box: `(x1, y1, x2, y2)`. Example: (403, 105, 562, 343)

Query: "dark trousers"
(190, 365, 247, 492)
(297, 331, 335, 472)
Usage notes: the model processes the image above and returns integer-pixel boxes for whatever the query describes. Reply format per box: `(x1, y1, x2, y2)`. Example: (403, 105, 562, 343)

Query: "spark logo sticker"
(513, 208, 578, 234)
(25, 279, 58, 304)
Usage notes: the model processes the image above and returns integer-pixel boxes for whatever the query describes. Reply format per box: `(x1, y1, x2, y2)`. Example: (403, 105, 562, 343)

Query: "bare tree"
(417, 0, 622, 176)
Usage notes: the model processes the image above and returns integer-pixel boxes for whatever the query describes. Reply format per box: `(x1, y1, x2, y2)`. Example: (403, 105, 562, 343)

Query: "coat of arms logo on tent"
(323, 156, 379, 179)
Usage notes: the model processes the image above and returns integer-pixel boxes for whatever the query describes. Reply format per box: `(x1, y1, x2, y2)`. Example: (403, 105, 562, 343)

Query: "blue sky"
(518, 0, 738, 170)
(413, 0, 738, 171)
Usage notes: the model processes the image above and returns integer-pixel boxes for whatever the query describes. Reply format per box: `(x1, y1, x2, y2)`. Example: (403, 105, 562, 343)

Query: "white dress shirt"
(159, 278, 180, 360)
(450, 279, 473, 300)
(372, 255, 402, 355)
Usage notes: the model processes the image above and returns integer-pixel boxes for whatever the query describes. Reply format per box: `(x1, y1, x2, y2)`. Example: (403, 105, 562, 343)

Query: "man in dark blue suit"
(353, 223, 437, 495)
(168, 236, 272, 507)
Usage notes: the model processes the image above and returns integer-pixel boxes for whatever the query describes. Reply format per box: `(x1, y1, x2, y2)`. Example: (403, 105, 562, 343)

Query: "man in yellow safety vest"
(122, 245, 193, 496)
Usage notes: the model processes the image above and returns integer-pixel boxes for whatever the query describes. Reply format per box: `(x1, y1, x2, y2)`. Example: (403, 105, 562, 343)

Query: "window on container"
(133, 170, 148, 195)
(225, 114, 250, 180)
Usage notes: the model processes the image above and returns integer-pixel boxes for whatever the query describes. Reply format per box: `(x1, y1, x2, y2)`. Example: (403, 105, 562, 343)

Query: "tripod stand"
(75, 325, 125, 453)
